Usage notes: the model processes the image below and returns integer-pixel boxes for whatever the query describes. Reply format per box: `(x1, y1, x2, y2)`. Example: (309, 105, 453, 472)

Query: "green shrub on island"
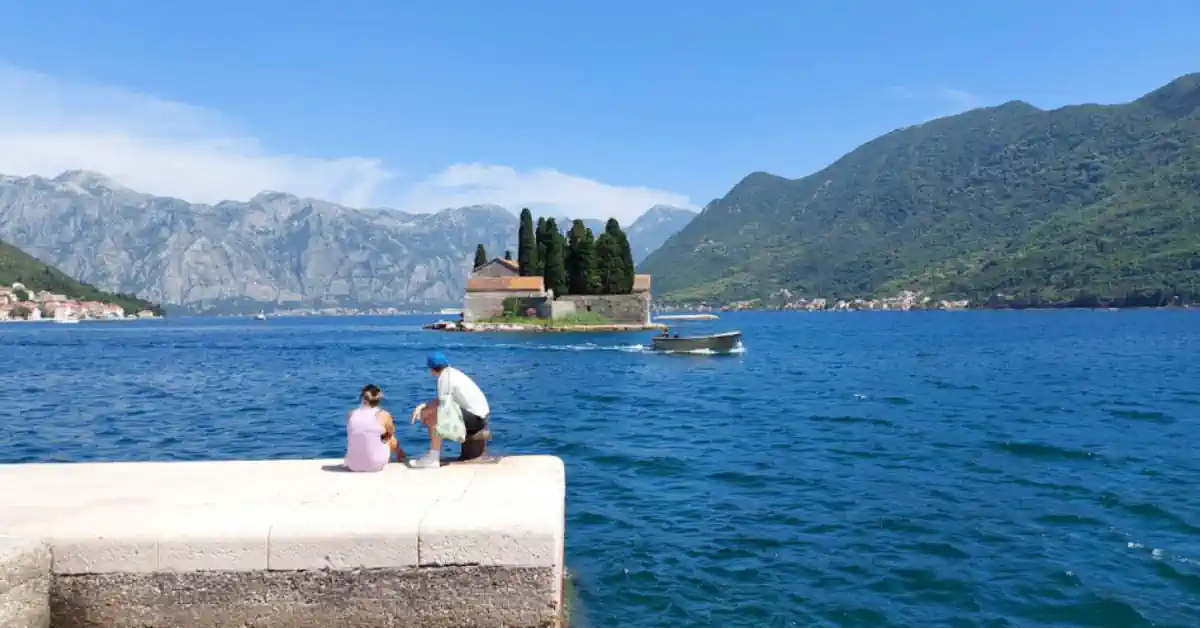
(483, 311, 612, 327)
(501, 297, 526, 318)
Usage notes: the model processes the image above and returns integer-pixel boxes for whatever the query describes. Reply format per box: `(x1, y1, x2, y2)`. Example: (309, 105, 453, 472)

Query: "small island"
(427, 210, 663, 333)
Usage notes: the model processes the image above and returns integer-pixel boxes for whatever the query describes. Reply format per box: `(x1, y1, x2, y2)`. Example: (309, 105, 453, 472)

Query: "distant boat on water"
(254, 311, 267, 321)
(651, 330, 743, 354)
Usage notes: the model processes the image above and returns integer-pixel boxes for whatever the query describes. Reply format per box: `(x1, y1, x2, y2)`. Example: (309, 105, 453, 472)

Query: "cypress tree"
(583, 228, 601, 295)
(535, 217, 549, 276)
(566, 220, 598, 295)
(603, 219, 636, 293)
(543, 218, 568, 296)
(593, 232, 618, 294)
(473, 244, 487, 269)
(518, 209, 536, 276)
(504, 250, 513, 261)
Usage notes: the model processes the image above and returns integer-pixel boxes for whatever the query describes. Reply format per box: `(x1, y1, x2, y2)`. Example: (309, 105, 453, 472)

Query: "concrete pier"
(0, 456, 565, 627)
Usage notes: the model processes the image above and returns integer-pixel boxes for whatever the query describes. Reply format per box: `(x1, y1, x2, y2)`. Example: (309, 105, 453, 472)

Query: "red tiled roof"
(467, 276, 546, 292)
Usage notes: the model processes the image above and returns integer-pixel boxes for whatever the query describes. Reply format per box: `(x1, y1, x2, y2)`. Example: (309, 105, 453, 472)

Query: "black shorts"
(463, 410, 488, 435)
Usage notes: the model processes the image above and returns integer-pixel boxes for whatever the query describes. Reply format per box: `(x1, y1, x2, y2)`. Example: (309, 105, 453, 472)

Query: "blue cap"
(427, 352, 449, 370)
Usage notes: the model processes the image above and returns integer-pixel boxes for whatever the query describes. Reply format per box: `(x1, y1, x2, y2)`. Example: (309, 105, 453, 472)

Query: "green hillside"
(640, 73, 1200, 307)
(0, 240, 163, 315)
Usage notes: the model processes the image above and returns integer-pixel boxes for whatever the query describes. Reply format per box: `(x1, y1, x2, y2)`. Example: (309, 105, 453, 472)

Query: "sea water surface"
(2, 311, 1198, 627)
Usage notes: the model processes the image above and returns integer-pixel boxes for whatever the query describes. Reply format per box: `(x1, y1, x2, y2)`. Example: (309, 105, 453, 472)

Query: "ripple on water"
(991, 440, 1101, 462)
(1104, 408, 1175, 423)
(808, 414, 893, 427)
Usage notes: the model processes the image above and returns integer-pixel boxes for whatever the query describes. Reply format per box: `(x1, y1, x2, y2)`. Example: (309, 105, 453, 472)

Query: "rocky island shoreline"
(424, 319, 665, 333)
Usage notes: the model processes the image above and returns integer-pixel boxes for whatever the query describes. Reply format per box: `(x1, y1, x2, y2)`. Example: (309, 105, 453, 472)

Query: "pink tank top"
(344, 406, 390, 472)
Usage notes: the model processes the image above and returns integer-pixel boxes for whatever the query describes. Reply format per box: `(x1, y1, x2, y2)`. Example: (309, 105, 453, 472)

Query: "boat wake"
(490, 342, 649, 353)
(498, 342, 748, 356)
(660, 343, 747, 356)
(427, 341, 747, 356)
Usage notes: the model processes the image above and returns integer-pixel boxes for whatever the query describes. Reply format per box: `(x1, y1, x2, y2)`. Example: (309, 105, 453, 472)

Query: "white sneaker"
(409, 453, 441, 469)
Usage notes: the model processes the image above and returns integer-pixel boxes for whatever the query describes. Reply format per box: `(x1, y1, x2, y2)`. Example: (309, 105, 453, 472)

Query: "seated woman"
(344, 384, 403, 472)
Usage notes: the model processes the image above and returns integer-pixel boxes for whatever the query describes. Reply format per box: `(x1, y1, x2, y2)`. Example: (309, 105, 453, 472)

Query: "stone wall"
(555, 293, 650, 324)
(50, 566, 558, 628)
(0, 538, 51, 628)
(544, 300, 576, 319)
(463, 292, 548, 322)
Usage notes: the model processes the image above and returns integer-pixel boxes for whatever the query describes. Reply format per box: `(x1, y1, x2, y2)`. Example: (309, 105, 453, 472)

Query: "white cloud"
(888, 85, 982, 111)
(0, 65, 694, 221)
(402, 163, 695, 223)
(0, 65, 394, 207)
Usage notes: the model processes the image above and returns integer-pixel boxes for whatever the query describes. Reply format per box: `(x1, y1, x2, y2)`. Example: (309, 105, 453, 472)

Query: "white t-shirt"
(437, 366, 490, 418)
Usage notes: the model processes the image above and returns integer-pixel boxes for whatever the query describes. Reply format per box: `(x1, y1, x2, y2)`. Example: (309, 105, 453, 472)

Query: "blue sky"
(0, 0, 1197, 221)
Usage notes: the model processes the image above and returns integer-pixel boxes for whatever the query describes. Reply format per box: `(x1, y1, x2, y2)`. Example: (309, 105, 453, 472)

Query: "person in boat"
(409, 352, 490, 469)
(343, 384, 402, 472)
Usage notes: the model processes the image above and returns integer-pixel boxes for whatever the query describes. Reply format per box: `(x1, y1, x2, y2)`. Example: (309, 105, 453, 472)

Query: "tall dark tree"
(504, 250, 513, 261)
(566, 220, 597, 295)
(473, 244, 488, 269)
(610, 219, 636, 294)
(598, 219, 636, 293)
(534, 217, 549, 276)
(543, 218, 568, 295)
(593, 232, 620, 295)
(583, 228, 601, 294)
(517, 209, 537, 276)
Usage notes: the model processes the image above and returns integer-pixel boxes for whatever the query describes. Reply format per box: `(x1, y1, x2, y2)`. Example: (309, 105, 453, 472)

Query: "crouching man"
(410, 352, 490, 469)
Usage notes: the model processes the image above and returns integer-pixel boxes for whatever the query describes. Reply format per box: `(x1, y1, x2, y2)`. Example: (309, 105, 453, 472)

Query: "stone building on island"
(462, 257, 652, 325)
(463, 258, 549, 322)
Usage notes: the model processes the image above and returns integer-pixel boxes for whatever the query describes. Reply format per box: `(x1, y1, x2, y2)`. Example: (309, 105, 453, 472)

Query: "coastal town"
(0, 283, 158, 322)
(773, 290, 971, 311)
(231, 305, 422, 318)
(659, 290, 972, 313)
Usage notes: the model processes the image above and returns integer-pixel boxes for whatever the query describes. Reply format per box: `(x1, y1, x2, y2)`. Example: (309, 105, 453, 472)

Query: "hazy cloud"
(403, 164, 695, 223)
(888, 85, 982, 111)
(0, 65, 694, 221)
(0, 65, 394, 207)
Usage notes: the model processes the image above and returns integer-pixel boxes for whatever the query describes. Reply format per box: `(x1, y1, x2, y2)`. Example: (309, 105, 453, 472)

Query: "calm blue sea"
(2, 311, 1199, 627)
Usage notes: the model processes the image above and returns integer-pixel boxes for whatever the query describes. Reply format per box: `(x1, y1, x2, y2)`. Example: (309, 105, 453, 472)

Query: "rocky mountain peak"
(51, 170, 128, 194)
(0, 171, 697, 312)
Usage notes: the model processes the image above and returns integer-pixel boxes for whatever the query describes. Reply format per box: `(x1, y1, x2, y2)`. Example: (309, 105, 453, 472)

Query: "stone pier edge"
(2, 543, 562, 628)
(0, 455, 566, 628)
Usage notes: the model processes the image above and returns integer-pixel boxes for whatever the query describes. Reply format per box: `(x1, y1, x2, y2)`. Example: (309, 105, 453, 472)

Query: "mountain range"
(551, 205, 697, 263)
(0, 171, 694, 313)
(641, 72, 1200, 308)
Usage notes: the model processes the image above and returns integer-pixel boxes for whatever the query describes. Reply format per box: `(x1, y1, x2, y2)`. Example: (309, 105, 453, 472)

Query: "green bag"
(435, 395, 467, 443)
